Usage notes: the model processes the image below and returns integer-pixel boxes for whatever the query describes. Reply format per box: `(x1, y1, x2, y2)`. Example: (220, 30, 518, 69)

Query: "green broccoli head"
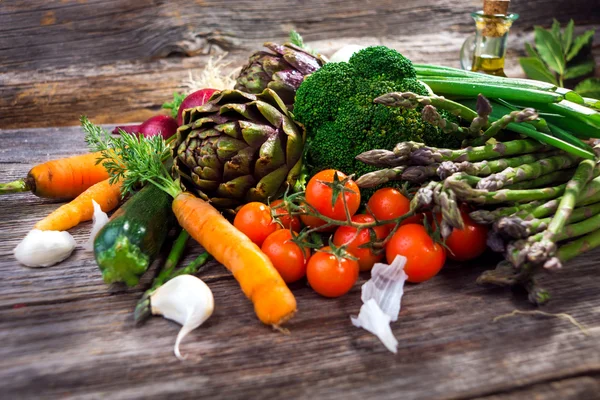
(349, 45, 417, 81)
(293, 45, 461, 183)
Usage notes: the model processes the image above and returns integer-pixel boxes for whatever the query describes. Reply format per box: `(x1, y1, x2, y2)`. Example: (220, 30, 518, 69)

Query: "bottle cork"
(483, 0, 510, 16)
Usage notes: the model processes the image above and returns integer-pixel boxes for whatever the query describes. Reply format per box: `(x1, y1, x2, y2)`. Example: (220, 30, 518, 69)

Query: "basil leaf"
(525, 42, 544, 63)
(564, 59, 596, 80)
(566, 30, 595, 62)
(519, 57, 558, 85)
(534, 26, 566, 75)
(551, 19, 562, 44)
(575, 78, 600, 100)
(562, 20, 574, 54)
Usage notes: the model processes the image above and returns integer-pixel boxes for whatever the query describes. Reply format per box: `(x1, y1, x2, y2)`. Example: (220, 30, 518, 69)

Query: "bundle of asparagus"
(357, 93, 600, 304)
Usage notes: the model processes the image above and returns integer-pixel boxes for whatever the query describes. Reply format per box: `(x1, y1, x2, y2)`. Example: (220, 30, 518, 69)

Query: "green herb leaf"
(575, 78, 600, 100)
(162, 92, 186, 119)
(519, 57, 558, 85)
(566, 29, 595, 62)
(564, 59, 596, 80)
(525, 42, 544, 63)
(562, 19, 574, 54)
(534, 26, 566, 75)
(551, 19, 562, 44)
(289, 30, 305, 48)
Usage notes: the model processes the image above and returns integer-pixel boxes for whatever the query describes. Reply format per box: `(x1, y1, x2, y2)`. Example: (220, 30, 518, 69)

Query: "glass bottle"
(460, 11, 519, 77)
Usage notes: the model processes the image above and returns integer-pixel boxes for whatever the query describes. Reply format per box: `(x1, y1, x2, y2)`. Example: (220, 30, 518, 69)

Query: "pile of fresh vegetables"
(3, 29, 600, 356)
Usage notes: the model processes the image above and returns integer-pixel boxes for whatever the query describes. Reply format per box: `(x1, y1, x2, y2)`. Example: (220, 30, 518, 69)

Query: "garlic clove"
(361, 255, 408, 322)
(13, 229, 76, 267)
(85, 199, 109, 252)
(150, 275, 214, 360)
(351, 299, 398, 353)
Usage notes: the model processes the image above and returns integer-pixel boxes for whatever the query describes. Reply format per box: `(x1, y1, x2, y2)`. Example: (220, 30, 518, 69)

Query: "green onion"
(421, 79, 563, 103)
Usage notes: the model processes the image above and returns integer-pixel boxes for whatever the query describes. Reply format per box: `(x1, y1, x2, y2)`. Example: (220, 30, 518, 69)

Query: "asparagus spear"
(446, 178, 566, 205)
(477, 153, 581, 191)
(356, 139, 546, 167)
(373, 92, 479, 122)
(470, 201, 545, 224)
(355, 166, 406, 188)
(469, 108, 539, 146)
(527, 159, 598, 265)
(493, 200, 600, 239)
(502, 168, 575, 190)
(437, 152, 554, 180)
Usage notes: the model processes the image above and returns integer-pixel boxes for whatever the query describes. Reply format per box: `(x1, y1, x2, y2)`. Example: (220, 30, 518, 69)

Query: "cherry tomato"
(386, 224, 446, 283)
(332, 214, 388, 271)
(262, 230, 310, 283)
(305, 170, 360, 222)
(271, 199, 301, 232)
(234, 202, 279, 246)
(367, 188, 421, 229)
(441, 208, 489, 261)
(306, 247, 359, 297)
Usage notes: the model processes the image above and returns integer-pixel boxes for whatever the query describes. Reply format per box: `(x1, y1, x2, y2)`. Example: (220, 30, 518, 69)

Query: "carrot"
(0, 152, 109, 199)
(173, 192, 297, 326)
(35, 178, 123, 231)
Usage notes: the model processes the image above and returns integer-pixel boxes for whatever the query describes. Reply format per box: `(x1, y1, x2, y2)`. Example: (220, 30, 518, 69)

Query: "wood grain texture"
(0, 0, 599, 129)
(1, 126, 600, 399)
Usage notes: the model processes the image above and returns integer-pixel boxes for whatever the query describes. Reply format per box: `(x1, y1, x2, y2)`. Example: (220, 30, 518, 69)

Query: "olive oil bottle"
(462, 0, 519, 77)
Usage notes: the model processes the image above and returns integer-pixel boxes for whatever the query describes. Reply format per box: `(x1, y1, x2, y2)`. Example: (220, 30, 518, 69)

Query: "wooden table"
(2, 1, 600, 399)
(1, 128, 600, 399)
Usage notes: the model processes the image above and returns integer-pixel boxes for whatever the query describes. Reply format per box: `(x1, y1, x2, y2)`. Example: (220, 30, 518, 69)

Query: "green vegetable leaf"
(289, 30, 305, 48)
(551, 19, 562, 43)
(525, 42, 544, 63)
(562, 19, 574, 54)
(566, 29, 595, 62)
(575, 78, 600, 100)
(534, 26, 566, 75)
(519, 57, 558, 85)
(564, 59, 596, 80)
(162, 92, 186, 119)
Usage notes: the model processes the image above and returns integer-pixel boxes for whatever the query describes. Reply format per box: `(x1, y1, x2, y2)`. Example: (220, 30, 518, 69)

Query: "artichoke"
(175, 89, 305, 211)
(234, 42, 326, 105)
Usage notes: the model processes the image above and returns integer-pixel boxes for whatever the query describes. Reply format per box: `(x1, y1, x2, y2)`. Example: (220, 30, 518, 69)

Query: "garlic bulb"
(150, 275, 214, 360)
(85, 200, 109, 252)
(329, 45, 366, 63)
(13, 229, 76, 267)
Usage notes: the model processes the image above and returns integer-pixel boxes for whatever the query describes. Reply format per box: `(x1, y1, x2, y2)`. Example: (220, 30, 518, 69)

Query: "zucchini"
(94, 184, 175, 286)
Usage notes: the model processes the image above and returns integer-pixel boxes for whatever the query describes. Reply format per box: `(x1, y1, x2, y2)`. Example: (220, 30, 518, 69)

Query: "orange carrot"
(0, 152, 109, 199)
(173, 192, 297, 326)
(35, 178, 123, 231)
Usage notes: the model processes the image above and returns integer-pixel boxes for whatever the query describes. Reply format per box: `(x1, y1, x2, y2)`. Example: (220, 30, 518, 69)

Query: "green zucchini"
(94, 184, 175, 286)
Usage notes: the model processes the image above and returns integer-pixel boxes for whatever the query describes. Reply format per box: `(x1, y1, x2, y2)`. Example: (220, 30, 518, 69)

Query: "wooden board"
(1, 126, 600, 399)
(1, 0, 599, 130)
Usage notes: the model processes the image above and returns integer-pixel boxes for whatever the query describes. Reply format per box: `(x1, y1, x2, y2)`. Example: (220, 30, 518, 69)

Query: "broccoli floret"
(293, 45, 461, 183)
(349, 45, 417, 80)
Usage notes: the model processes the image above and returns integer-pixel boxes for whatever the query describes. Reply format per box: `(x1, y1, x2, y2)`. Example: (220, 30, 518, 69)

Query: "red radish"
(176, 89, 218, 125)
(112, 115, 178, 140)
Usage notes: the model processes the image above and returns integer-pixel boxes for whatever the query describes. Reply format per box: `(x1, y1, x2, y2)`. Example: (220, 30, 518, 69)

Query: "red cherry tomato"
(386, 224, 446, 283)
(305, 170, 361, 221)
(367, 188, 421, 229)
(234, 202, 279, 246)
(441, 208, 489, 261)
(306, 247, 359, 297)
(332, 214, 388, 271)
(271, 199, 301, 232)
(262, 230, 310, 283)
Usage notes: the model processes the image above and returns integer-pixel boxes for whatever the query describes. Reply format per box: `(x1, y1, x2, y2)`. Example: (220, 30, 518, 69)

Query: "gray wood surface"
(1, 0, 599, 129)
(1, 126, 600, 399)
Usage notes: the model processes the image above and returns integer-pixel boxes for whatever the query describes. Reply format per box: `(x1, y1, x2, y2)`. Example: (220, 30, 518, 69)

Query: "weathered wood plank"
(0, 0, 599, 129)
(1, 126, 600, 399)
